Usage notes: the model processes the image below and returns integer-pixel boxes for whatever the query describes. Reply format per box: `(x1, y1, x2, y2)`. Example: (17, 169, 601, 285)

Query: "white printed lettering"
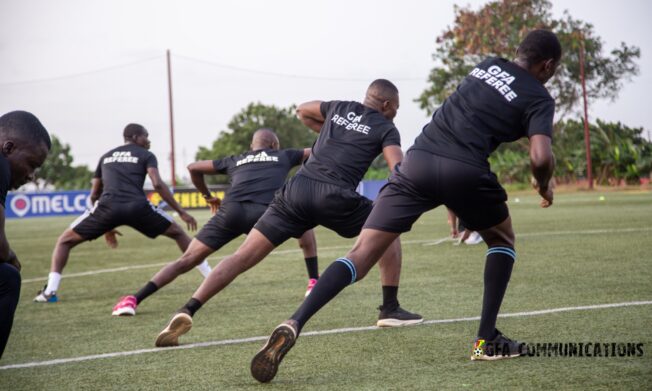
(468, 64, 519, 102)
(505, 91, 518, 102)
(487, 65, 501, 75)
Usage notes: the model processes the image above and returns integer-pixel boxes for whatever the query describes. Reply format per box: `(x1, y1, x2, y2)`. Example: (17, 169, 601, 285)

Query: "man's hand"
(534, 181, 554, 208)
(7, 250, 21, 272)
(105, 230, 123, 249)
(180, 211, 198, 231)
(206, 197, 221, 215)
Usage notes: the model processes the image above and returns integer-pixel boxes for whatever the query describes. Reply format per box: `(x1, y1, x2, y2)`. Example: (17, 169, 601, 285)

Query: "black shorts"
(194, 201, 268, 250)
(71, 200, 173, 240)
(254, 175, 373, 246)
(364, 150, 508, 233)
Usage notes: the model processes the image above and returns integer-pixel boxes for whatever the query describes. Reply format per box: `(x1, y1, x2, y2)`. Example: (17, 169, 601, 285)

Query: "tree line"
(37, 0, 648, 189)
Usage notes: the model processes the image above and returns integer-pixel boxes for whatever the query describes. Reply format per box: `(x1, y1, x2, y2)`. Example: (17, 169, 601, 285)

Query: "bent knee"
(58, 229, 84, 246)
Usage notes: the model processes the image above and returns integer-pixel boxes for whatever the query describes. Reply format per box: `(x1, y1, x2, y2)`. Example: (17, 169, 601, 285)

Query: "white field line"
(22, 226, 652, 284)
(1, 300, 650, 370)
(422, 227, 652, 246)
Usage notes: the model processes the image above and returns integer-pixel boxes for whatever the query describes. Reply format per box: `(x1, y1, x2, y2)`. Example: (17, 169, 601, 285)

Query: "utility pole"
(166, 49, 177, 188)
(579, 34, 593, 189)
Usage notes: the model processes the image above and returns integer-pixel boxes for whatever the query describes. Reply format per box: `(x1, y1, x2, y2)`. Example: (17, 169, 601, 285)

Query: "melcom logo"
(10, 194, 30, 217)
(9, 193, 92, 218)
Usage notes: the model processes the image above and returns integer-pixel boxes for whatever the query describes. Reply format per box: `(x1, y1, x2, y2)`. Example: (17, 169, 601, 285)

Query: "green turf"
(1, 191, 651, 390)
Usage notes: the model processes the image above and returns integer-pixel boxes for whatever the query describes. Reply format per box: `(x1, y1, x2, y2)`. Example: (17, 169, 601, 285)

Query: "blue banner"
(5, 191, 92, 219)
(5, 180, 390, 219)
(356, 180, 388, 201)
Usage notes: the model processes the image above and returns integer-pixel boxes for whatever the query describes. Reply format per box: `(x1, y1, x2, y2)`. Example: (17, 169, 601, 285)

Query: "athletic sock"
(178, 298, 203, 317)
(477, 247, 515, 340)
(382, 285, 399, 309)
(44, 272, 61, 295)
(195, 260, 212, 278)
(134, 281, 159, 304)
(304, 256, 319, 280)
(291, 257, 357, 332)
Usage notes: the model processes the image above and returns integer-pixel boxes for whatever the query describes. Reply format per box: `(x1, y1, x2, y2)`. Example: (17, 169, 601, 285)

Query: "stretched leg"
(113, 239, 217, 316)
(298, 229, 319, 296)
(156, 229, 277, 347)
(187, 229, 275, 305)
(476, 215, 515, 339)
(35, 228, 86, 301)
(290, 228, 399, 332)
(375, 237, 422, 326)
(251, 228, 398, 383)
(0, 263, 21, 358)
(150, 239, 215, 289)
(471, 215, 525, 360)
(162, 222, 211, 278)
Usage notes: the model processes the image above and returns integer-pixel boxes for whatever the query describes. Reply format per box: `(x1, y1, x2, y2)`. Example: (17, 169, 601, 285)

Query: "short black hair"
(367, 79, 399, 102)
(516, 29, 562, 65)
(123, 123, 146, 140)
(0, 110, 51, 150)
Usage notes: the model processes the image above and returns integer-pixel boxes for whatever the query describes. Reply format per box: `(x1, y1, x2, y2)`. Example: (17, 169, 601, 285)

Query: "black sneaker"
(377, 305, 423, 327)
(251, 322, 297, 383)
(471, 329, 528, 360)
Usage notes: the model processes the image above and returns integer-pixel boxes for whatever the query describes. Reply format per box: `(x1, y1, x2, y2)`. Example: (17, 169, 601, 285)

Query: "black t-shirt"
(213, 148, 304, 204)
(0, 154, 10, 208)
(94, 144, 158, 202)
(298, 100, 401, 188)
(412, 57, 555, 167)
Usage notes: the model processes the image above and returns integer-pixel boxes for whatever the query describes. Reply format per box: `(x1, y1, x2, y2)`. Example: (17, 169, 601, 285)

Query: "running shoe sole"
(376, 318, 424, 327)
(471, 352, 523, 361)
(155, 313, 193, 347)
(112, 306, 136, 316)
(251, 324, 297, 383)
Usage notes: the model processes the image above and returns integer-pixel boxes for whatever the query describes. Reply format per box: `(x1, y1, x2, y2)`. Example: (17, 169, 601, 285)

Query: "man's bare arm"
(296, 101, 325, 133)
(529, 134, 555, 207)
(382, 145, 404, 174)
(188, 161, 221, 214)
(188, 161, 217, 198)
(147, 166, 197, 230)
(89, 178, 103, 204)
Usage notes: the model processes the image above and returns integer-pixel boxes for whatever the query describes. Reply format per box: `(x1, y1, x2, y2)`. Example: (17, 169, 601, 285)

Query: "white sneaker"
(34, 285, 58, 303)
(465, 231, 484, 245)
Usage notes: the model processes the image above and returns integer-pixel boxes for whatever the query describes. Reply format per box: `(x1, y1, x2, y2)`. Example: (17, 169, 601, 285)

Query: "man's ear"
(544, 58, 556, 73)
(1, 141, 15, 156)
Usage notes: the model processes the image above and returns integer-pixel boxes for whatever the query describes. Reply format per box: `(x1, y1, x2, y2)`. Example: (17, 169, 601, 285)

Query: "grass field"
(1, 191, 651, 390)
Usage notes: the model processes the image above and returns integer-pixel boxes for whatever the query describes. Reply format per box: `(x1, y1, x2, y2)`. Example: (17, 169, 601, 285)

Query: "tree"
(555, 120, 652, 185)
(488, 119, 652, 185)
(196, 102, 317, 183)
(37, 135, 94, 190)
(417, 0, 640, 117)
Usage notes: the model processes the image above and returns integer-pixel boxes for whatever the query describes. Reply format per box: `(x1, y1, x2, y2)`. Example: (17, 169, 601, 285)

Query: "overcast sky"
(1, 0, 650, 183)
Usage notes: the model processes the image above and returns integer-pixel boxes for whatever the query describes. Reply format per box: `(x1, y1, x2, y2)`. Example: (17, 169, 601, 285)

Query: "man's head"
(123, 123, 151, 149)
(0, 111, 51, 189)
(516, 29, 562, 84)
(251, 128, 280, 151)
(363, 79, 400, 120)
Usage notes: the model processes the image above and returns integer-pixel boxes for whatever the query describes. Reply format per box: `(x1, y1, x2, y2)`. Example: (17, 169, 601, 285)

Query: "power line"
(174, 54, 425, 82)
(0, 53, 427, 86)
(0, 56, 162, 86)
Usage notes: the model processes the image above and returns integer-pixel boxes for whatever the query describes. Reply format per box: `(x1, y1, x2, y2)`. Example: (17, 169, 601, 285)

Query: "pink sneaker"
(112, 295, 137, 316)
(304, 278, 318, 298)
